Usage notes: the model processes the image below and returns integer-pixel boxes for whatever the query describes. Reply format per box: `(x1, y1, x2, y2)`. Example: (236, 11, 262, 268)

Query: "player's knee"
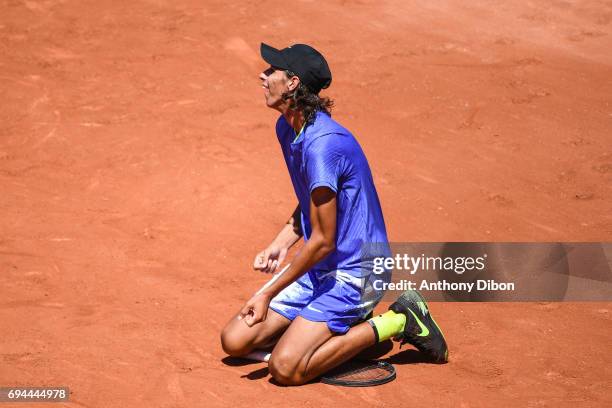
(268, 351, 306, 386)
(220, 326, 249, 357)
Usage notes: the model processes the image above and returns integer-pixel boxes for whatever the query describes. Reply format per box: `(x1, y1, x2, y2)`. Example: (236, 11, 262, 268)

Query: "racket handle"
(255, 263, 291, 295)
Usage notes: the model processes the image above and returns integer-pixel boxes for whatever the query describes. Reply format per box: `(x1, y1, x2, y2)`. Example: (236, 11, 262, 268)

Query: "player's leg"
(221, 271, 316, 357)
(268, 273, 448, 385)
(220, 309, 290, 356)
(268, 272, 381, 385)
(269, 298, 449, 385)
(268, 316, 375, 385)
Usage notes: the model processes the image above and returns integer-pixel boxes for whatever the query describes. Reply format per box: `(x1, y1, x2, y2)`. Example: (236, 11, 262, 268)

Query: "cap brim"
(260, 43, 289, 69)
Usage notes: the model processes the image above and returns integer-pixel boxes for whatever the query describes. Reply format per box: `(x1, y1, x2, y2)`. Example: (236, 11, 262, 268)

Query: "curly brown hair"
(282, 70, 334, 125)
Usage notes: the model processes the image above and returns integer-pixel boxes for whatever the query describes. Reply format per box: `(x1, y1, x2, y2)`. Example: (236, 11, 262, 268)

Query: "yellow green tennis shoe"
(389, 290, 449, 363)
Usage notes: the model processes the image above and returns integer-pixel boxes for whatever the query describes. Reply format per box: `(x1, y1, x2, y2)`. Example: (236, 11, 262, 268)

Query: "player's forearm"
(260, 235, 334, 299)
(263, 189, 335, 298)
(270, 205, 303, 249)
(271, 223, 301, 249)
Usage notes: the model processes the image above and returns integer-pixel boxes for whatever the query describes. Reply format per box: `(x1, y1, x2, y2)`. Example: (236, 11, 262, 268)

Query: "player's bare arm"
(240, 187, 337, 327)
(253, 204, 303, 273)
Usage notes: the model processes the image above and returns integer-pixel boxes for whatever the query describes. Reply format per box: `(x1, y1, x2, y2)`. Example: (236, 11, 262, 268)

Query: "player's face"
(259, 66, 290, 109)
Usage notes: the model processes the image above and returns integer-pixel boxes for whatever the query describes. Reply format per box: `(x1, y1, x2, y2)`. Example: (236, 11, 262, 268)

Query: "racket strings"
(332, 366, 392, 381)
(321, 361, 396, 386)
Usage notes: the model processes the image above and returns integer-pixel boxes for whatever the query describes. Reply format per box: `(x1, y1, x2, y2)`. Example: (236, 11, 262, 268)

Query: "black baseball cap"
(260, 43, 332, 94)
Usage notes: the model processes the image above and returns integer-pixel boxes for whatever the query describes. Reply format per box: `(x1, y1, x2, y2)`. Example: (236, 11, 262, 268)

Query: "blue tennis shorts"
(269, 270, 388, 334)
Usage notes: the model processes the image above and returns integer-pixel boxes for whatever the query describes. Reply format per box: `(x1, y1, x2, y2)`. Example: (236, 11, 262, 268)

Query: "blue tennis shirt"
(276, 111, 390, 278)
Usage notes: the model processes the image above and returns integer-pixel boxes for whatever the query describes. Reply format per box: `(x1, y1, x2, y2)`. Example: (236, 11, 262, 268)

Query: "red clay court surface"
(1, 1, 611, 407)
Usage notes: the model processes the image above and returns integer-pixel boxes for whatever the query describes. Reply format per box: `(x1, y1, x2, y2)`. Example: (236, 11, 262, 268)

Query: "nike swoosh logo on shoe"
(409, 309, 430, 337)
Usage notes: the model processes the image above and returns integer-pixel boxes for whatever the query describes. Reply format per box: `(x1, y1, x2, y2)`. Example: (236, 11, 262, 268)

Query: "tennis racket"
(243, 351, 396, 386)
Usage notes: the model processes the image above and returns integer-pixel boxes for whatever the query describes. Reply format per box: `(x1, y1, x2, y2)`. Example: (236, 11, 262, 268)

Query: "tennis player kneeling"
(220, 42, 448, 386)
